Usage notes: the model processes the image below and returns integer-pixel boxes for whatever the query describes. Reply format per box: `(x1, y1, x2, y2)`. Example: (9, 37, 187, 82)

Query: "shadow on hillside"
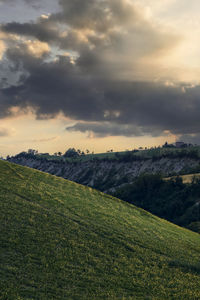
(169, 260, 200, 275)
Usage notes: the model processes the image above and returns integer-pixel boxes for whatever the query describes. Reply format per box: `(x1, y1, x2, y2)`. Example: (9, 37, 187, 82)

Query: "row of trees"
(12, 148, 93, 159)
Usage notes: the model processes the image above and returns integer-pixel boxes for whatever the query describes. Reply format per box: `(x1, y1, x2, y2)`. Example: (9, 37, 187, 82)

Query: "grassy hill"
(0, 160, 200, 299)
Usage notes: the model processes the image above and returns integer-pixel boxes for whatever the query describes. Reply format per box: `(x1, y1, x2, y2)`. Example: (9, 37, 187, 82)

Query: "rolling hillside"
(8, 151, 200, 193)
(0, 160, 200, 299)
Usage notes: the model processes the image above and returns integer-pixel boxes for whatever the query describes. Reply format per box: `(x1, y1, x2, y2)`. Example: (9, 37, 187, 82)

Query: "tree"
(63, 148, 79, 158)
(28, 149, 38, 155)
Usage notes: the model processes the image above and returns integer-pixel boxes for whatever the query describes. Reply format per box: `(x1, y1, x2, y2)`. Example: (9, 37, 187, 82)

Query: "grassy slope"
(0, 161, 200, 300)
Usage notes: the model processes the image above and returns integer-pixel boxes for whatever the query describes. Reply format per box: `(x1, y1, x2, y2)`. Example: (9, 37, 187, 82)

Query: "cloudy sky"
(0, 0, 200, 156)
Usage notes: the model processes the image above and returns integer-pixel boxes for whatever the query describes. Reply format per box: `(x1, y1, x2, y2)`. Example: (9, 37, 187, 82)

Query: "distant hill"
(0, 160, 200, 299)
(7, 146, 200, 193)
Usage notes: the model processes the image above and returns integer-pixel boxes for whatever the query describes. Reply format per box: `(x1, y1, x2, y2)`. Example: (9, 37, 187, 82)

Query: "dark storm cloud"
(64, 81, 200, 137)
(54, 0, 138, 32)
(177, 134, 200, 145)
(1, 47, 105, 120)
(1, 0, 178, 54)
(1, 46, 200, 137)
(1, 20, 59, 43)
(1, 20, 89, 53)
(66, 122, 164, 138)
(0, 0, 200, 138)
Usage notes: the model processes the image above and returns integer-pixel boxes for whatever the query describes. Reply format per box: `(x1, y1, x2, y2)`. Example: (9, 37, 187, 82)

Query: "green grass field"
(0, 160, 200, 299)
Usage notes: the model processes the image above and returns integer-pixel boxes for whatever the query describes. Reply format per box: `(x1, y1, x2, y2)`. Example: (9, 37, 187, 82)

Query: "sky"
(0, 0, 200, 156)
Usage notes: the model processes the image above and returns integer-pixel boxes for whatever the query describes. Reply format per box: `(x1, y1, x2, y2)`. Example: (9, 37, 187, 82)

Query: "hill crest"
(0, 160, 200, 299)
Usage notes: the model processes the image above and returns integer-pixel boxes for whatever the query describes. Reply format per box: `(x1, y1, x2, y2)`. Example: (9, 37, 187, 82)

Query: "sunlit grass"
(0, 160, 200, 299)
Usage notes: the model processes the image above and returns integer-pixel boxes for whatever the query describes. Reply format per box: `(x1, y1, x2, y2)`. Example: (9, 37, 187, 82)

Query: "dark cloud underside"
(1, 49, 200, 137)
(0, 0, 199, 138)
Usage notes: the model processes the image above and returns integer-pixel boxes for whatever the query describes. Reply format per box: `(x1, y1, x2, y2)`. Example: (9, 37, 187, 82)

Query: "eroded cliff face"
(8, 156, 200, 192)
